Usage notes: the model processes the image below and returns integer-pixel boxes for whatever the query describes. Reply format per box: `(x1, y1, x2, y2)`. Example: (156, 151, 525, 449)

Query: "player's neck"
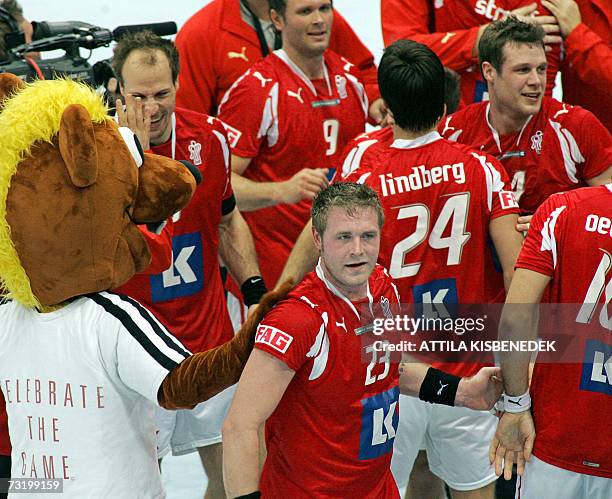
(246, 0, 271, 21)
(320, 263, 368, 301)
(488, 100, 531, 136)
(392, 124, 437, 141)
(283, 45, 325, 79)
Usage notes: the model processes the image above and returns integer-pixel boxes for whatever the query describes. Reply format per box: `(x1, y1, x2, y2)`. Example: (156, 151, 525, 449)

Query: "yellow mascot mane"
(0, 78, 109, 308)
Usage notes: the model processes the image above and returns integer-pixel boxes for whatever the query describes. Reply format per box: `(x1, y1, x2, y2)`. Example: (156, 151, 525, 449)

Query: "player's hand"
(116, 95, 152, 151)
(542, 0, 582, 38)
(455, 366, 504, 410)
(368, 98, 389, 126)
(280, 168, 329, 204)
(489, 411, 535, 479)
(516, 214, 533, 234)
(510, 3, 562, 49)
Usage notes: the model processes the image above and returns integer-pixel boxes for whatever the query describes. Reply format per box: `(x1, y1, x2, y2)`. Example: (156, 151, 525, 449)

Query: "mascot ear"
(0, 73, 25, 111)
(58, 104, 98, 187)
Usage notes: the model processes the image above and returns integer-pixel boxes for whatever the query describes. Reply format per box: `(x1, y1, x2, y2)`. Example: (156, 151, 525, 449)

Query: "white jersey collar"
(315, 259, 374, 321)
(485, 102, 533, 152)
(273, 49, 332, 96)
(391, 130, 442, 149)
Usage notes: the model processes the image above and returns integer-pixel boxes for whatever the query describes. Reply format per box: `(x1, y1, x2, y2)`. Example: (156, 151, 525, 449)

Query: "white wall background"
(20, 1, 385, 65)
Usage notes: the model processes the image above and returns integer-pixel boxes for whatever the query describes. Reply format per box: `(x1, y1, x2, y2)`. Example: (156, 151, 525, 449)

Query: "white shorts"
(391, 395, 498, 491)
(155, 384, 236, 458)
(517, 455, 611, 499)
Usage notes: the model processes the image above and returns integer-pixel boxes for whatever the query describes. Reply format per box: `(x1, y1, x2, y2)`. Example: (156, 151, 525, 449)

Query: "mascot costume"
(0, 73, 287, 497)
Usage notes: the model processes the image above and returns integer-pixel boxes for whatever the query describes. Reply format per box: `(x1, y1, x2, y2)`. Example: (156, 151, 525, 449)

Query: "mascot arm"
(157, 281, 293, 410)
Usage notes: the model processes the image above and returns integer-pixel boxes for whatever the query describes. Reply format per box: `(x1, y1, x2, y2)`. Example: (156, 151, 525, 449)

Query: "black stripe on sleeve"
(222, 194, 237, 216)
(110, 292, 191, 359)
(89, 293, 183, 372)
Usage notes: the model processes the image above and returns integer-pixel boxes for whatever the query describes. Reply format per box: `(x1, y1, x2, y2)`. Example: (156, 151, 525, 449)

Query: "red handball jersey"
(0, 392, 9, 456)
(116, 108, 235, 352)
(218, 49, 368, 286)
(175, 0, 380, 115)
(515, 185, 612, 478)
(440, 98, 612, 212)
(342, 131, 519, 376)
(255, 263, 401, 498)
(381, 0, 560, 108)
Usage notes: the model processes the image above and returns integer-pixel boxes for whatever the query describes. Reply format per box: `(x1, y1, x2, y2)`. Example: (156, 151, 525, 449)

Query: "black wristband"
(418, 367, 461, 406)
(235, 492, 261, 499)
(241, 276, 267, 307)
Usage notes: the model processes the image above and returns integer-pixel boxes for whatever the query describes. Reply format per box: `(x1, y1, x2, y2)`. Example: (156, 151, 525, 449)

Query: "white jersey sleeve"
(92, 292, 191, 405)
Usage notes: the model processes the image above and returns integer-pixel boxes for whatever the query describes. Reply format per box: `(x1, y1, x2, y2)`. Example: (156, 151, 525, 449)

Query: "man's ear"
(312, 226, 323, 252)
(270, 8, 284, 32)
(481, 61, 496, 84)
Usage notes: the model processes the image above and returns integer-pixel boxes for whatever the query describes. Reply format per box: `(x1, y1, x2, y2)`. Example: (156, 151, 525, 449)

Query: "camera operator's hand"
(116, 95, 151, 151)
(106, 77, 121, 105)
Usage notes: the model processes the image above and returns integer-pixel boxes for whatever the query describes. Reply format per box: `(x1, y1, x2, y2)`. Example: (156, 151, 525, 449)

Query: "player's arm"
(490, 268, 550, 478)
(398, 360, 503, 411)
(586, 165, 612, 186)
(570, 110, 612, 186)
(489, 214, 524, 291)
(542, 0, 612, 89)
(275, 218, 318, 289)
(222, 349, 295, 498)
(231, 154, 329, 212)
(219, 207, 266, 307)
(498, 268, 549, 395)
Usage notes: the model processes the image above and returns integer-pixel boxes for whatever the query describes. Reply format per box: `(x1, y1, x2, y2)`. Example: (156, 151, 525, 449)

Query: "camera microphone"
(112, 22, 177, 40)
(32, 21, 101, 40)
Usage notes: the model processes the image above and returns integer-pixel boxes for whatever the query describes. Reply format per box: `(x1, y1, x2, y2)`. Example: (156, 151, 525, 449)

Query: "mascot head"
(0, 73, 197, 309)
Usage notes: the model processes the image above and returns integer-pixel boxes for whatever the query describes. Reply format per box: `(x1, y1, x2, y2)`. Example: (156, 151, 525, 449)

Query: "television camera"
(1, 18, 176, 88)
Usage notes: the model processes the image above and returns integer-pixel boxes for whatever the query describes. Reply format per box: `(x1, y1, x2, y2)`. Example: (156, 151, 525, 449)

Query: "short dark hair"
(378, 39, 445, 133)
(443, 66, 461, 115)
(0, 0, 24, 59)
(268, 0, 287, 16)
(269, 0, 333, 17)
(312, 182, 384, 235)
(112, 30, 180, 84)
(478, 16, 545, 76)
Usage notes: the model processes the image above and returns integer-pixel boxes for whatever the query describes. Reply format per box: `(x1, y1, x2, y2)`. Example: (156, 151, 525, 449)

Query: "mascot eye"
(118, 127, 144, 168)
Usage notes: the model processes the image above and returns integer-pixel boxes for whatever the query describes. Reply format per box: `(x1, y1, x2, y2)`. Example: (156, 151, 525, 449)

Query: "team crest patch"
(530, 130, 543, 154)
(256, 325, 293, 354)
(188, 140, 202, 166)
